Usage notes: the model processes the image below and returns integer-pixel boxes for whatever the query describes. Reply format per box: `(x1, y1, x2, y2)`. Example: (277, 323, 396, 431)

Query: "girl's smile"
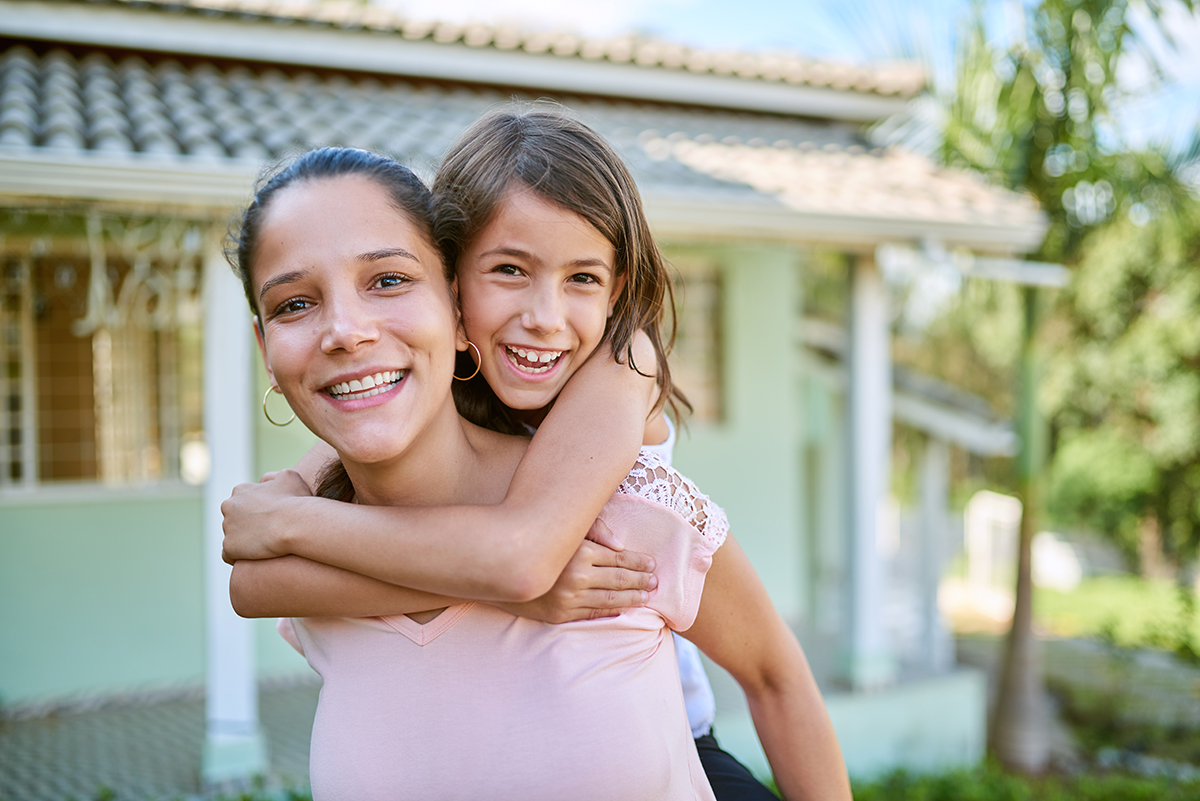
(456, 186, 624, 425)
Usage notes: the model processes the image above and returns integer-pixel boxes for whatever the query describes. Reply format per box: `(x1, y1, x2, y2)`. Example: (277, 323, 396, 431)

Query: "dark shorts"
(694, 729, 778, 800)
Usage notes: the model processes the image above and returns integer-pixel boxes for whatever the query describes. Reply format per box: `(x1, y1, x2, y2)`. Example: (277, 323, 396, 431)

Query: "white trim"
(0, 0, 909, 122)
(644, 193, 1047, 253)
(0, 480, 203, 506)
(799, 351, 1016, 458)
(892, 393, 1017, 457)
(0, 151, 259, 210)
(843, 254, 897, 691)
(1, 154, 1049, 250)
(201, 240, 265, 782)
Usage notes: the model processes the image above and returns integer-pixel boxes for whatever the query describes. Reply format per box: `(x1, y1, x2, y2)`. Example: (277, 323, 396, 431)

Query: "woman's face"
(252, 174, 461, 468)
(455, 186, 624, 426)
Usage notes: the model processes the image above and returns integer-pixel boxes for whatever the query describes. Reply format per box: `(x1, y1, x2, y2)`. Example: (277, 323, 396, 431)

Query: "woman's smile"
(251, 174, 462, 473)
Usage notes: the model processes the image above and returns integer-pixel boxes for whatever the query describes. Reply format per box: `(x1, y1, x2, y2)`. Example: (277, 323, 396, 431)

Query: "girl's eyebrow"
(358, 247, 420, 263)
(479, 246, 612, 271)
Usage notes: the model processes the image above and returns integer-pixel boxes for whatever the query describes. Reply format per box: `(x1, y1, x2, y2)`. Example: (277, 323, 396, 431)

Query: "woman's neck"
(342, 402, 523, 509)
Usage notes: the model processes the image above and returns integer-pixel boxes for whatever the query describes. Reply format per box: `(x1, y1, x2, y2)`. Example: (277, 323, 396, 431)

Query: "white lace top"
(615, 450, 730, 552)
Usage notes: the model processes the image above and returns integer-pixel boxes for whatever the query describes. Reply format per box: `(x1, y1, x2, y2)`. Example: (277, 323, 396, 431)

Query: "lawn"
(1034, 575, 1199, 651)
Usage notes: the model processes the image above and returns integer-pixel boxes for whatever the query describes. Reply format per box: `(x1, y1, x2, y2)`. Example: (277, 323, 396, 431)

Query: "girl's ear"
(607, 271, 628, 318)
(252, 317, 278, 388)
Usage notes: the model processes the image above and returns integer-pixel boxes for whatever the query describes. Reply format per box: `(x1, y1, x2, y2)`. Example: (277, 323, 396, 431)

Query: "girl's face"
(252, 175, 461, 469)
(456, 187, 625, 425)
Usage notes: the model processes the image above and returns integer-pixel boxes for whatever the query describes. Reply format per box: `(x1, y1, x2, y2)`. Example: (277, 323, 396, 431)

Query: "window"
(0, 212, 205, 489)
(669, 256, 723, 424)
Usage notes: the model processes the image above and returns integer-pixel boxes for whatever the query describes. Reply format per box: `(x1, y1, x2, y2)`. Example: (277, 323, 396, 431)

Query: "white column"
(201, 240, 268, 784)
(920, 436, 954, 674)
(842, 254, 898, 690)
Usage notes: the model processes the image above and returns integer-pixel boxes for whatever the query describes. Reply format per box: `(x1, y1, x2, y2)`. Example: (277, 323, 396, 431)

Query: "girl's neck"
(513, 401, 553, 429)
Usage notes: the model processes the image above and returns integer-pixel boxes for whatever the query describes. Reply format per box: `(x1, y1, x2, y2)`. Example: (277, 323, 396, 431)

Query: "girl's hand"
(221, 469, 313, 563)
(495, 523, 657, 623)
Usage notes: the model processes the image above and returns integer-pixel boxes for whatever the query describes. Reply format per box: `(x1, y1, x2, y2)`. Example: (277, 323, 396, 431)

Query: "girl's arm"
(230, 533, 655, 621)
(681, 535, 852, 801)
(222, 333, 660, 603)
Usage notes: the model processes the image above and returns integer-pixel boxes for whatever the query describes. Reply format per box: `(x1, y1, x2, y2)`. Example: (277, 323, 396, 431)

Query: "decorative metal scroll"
(72, 213, 207, 337)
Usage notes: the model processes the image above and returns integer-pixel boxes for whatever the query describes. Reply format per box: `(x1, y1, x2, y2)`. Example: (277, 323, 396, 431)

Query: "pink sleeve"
(598, 460, 729, 631)
(277, 617, 305, 655)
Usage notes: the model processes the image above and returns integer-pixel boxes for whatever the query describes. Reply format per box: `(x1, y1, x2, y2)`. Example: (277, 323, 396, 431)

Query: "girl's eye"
(375, 273, 410, 289)
(570, 273, 600, 285)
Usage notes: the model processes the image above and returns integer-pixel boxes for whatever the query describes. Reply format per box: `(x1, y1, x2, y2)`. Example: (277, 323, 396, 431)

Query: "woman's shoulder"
(615, 451, 728, 548)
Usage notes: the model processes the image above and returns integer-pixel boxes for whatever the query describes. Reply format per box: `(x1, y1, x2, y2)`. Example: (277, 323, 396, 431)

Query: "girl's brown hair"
(433, 103, 689, 425)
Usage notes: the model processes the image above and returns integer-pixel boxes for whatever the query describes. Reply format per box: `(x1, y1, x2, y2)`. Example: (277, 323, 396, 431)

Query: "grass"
(1034, 575, 1199, 651)
(852, 763, 1200, 800)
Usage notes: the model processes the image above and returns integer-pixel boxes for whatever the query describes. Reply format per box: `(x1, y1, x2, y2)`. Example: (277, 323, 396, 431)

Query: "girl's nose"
(521, 285, 566, 335)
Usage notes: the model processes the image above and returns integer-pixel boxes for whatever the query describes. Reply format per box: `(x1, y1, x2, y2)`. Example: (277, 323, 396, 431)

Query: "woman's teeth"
(328, 370, 405, 399)
(506, 346, 562, 374)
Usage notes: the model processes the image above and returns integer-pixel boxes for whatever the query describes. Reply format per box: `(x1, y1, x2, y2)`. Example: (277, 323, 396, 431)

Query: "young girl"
(224, 109, 849, 801)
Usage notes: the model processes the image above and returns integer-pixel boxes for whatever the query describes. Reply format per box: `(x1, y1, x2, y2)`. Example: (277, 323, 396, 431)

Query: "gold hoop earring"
(454, 340, 482, 381)
(262, 386, 296, 427)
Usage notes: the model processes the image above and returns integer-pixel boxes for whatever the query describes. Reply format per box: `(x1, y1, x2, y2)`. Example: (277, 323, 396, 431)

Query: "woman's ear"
(252, 317, 278, 388)
(607, 271, 628, 318)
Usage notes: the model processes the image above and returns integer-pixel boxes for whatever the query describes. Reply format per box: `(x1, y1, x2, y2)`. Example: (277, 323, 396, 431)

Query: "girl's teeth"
(507, 346, 562, 371)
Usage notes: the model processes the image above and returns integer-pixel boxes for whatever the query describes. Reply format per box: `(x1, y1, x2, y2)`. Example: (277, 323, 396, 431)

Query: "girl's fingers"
(591, 566, 657, 593)
(585, 517, 623, 550)
(582, 540, 655, 574)
(577, 588, 651, 610)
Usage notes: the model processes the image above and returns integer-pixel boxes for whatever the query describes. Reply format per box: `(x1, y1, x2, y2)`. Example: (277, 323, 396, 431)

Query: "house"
(0, 0, 1048, 785)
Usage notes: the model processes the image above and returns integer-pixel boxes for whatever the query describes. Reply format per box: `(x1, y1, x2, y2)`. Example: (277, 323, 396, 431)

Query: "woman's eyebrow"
(259, 270, 304, 302)
(358, 247, 420, 263)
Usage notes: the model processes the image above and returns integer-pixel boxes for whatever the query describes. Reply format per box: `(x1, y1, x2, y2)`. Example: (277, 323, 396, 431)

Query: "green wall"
(671, 244, 807, 623)
(0, 489, 205, 704)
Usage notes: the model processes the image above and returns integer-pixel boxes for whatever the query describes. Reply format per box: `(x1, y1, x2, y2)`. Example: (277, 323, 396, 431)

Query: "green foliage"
(1044, 202, 1200, 561)
(852, 763, 1200, 800)
(1035, 575, 1200, 649)
(922, 0, 1200, 561)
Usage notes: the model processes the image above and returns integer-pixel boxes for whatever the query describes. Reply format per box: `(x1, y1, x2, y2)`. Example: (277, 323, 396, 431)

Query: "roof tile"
(0, 44, 1036, 233)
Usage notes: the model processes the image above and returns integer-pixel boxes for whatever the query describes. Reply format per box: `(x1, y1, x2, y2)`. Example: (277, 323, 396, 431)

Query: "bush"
(852, 763, 1200, 801)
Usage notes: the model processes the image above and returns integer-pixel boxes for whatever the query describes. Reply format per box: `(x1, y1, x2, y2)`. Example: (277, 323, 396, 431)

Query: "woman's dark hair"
(433, 103, 690, 425)
(224, 146, 444, 501)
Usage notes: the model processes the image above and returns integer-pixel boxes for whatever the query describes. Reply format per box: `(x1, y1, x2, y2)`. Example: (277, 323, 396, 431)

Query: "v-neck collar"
(379, 603, 474, 646)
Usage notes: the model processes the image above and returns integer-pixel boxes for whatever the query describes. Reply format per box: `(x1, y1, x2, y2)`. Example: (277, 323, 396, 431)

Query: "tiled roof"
(67, 0, 926, 99)
(0, 44, 1043, 245)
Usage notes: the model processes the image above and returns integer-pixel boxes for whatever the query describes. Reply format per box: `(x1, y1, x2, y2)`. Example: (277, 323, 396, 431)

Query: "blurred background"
(2, 0, 1200, 798)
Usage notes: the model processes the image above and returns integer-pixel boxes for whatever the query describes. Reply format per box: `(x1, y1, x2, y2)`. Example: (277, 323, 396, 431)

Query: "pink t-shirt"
(279, 452, 727, 801)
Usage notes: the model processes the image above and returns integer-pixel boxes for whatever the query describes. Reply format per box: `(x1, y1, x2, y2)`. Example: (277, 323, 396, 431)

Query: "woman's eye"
(376, 273, 409, 289)
(273, 298, 310, 316)
(493, 264, 522, 276)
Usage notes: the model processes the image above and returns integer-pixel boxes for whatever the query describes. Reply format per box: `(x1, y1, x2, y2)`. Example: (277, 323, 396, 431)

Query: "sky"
(380, 0, 1200, 155)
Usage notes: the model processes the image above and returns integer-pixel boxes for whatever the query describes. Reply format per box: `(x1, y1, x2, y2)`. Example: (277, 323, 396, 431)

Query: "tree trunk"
(988, 287, 1051, 773)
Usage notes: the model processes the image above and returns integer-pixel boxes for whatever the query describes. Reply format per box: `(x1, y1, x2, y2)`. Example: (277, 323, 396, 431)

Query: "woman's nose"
(320, 295, 379, 353)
